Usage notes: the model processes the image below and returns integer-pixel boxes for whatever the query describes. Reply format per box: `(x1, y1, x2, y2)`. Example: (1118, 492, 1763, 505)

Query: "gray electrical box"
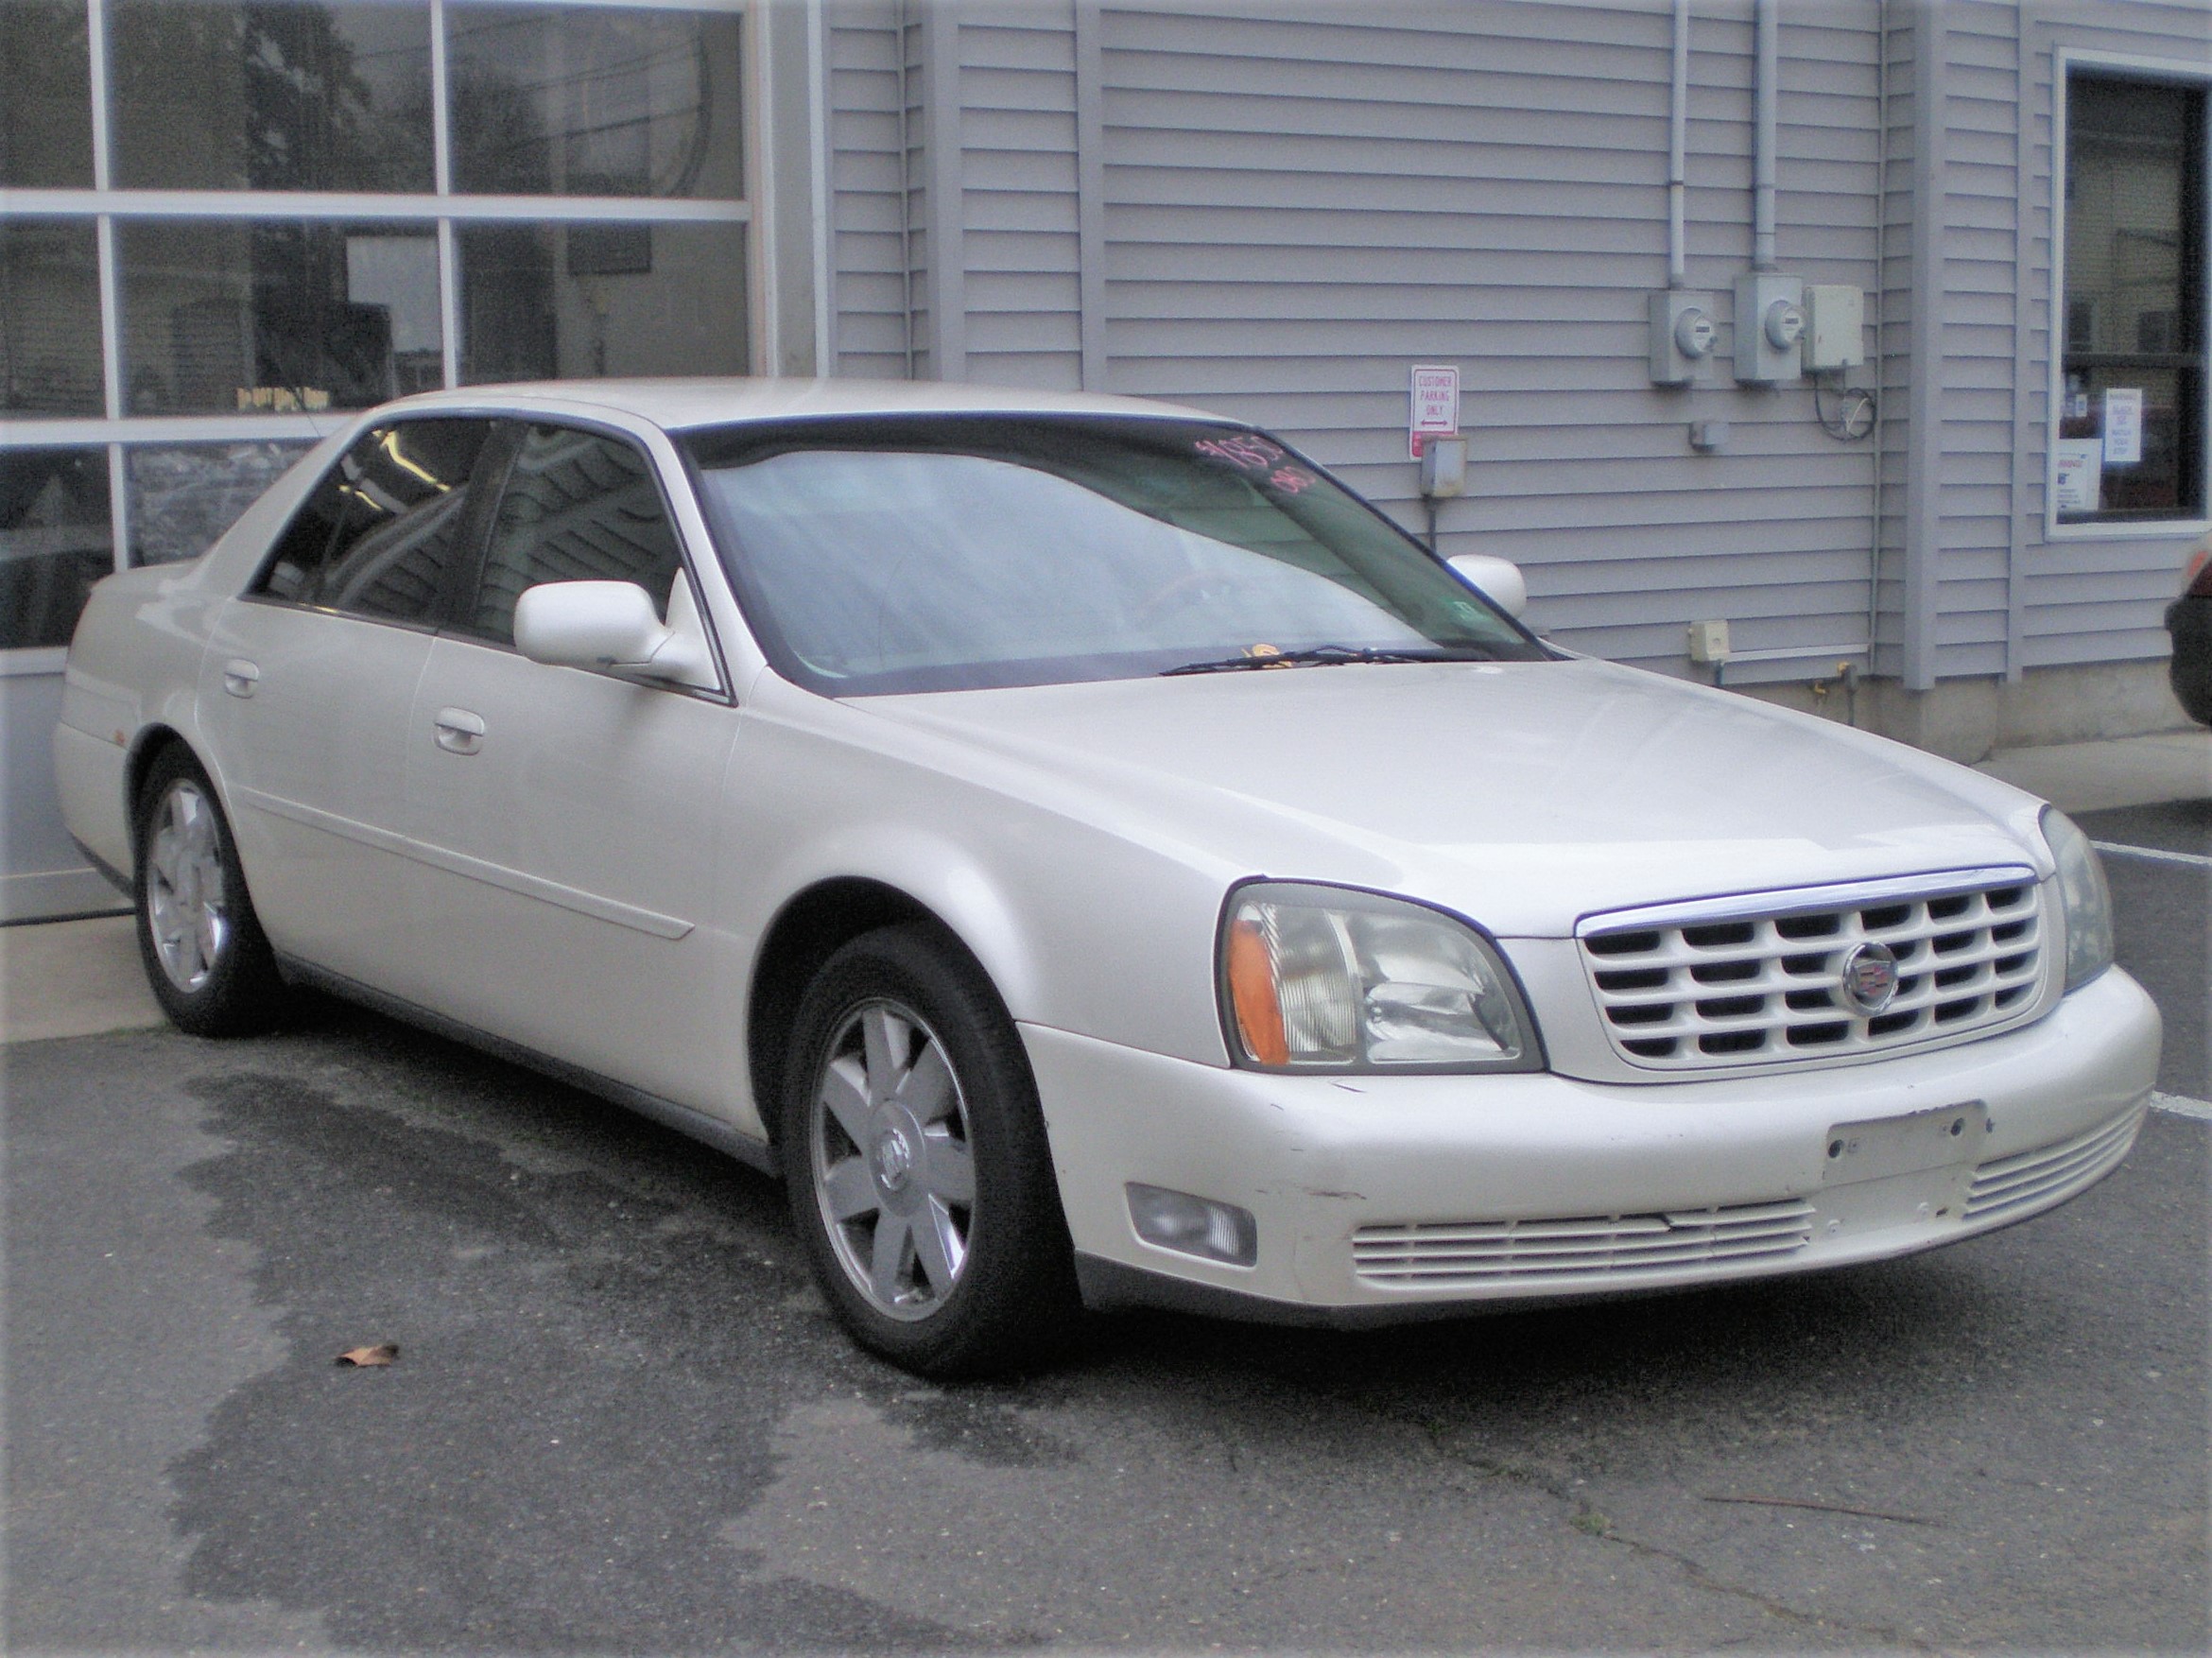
(1802, 284, 1866, 371)
(1733, 272, 1805, 383)
(1649, 290, 1718, 385)
(1419, 434, 1468, 498)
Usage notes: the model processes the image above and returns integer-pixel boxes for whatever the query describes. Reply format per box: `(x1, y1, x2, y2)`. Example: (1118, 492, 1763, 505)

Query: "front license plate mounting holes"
(1822, 1100, 1989, 1187)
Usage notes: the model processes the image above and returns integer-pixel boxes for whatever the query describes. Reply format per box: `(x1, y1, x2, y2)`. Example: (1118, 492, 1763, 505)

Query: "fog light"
(1125, 1183, 1258, 1267)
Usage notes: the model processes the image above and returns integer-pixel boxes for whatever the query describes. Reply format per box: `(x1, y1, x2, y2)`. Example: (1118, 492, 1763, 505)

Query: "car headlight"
(2041, 806, 2114, 991)
(1218, 882, 1539, 1071)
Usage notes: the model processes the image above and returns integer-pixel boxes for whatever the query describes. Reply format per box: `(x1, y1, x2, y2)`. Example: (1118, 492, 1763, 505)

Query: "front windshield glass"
(684, 414, 1546, 696)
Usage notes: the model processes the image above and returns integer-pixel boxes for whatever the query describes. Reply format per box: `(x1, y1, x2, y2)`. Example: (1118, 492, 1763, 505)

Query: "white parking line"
(2092, 839, 2212, 871)
(2151, 1093, 2212, 1121)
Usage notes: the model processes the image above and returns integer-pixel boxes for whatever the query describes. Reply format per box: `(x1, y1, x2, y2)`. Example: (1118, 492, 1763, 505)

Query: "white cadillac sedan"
(58, 380, 2159, 1377)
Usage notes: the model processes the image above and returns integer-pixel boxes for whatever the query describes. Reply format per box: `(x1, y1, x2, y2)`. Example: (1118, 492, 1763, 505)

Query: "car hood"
(855, 657, 2051, 938)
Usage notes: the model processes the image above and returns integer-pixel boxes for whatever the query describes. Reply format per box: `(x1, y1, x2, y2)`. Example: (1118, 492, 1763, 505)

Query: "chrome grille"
(1353, 1199, 1812, 1286)
(1966, 1105, 2143, 1222)
(1579, 869, 2044, 1071)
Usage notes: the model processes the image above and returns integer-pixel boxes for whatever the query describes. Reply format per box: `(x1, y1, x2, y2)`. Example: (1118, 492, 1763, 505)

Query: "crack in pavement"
(1398, 1414, 1942, 1653)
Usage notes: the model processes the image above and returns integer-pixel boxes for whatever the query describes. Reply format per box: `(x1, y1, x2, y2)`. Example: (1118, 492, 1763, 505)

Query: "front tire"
(133, 746, 287, 1036)
(782, 925, 1080, 1377)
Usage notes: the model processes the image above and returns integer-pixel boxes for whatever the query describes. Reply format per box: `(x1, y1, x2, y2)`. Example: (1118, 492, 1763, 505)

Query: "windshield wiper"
(1161, 644, 1487, 677)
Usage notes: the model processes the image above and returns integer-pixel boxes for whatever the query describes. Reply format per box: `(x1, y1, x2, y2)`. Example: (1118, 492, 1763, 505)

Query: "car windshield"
(683, 414, 1547, 696)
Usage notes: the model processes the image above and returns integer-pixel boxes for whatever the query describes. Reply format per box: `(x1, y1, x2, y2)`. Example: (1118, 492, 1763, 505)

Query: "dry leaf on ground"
(336, 1342, 399, 1368)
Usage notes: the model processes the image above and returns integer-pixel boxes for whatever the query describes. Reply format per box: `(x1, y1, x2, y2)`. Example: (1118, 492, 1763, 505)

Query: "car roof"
(373, 376, 1234, 433)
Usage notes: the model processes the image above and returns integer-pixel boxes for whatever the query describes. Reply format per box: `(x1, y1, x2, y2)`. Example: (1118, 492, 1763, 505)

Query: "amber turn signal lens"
(1226, 917, 1288, 1065)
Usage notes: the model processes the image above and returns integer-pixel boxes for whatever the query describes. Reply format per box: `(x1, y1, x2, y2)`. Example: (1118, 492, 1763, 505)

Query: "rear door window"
(255, 419, 493, 624)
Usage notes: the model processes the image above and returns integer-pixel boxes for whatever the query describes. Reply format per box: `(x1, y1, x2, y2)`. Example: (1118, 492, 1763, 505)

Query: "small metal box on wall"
(1803, 285, 1867, 371)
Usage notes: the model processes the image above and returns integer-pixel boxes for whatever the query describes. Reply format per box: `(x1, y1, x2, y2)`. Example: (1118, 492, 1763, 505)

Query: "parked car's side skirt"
(275, 952, 782, 1178)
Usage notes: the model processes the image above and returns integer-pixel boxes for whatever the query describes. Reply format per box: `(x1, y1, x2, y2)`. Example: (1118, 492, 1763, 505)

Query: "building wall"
(826, 3, 910, 378)
(2014, 1, 2209, 673)
(821, 0, 2210, 704)
(1099, 0, 1891, 680)
(958, 3, 1084, 389)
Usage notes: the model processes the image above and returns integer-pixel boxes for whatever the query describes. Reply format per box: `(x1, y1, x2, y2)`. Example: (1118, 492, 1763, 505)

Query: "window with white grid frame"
(0, 0, 750, 651)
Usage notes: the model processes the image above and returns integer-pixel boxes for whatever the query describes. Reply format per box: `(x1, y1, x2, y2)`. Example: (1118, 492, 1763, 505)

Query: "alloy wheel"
(145, 779, 231, 993)
(808, 999, 977, 1321)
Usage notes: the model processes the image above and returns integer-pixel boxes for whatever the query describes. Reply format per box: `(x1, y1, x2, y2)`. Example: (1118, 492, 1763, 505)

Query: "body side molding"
(237, 786, 694, 940)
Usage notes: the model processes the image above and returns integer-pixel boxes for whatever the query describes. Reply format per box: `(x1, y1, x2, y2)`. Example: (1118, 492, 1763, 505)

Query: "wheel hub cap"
(146, 780, 230, 994)
(873, 1125, 916, 1190)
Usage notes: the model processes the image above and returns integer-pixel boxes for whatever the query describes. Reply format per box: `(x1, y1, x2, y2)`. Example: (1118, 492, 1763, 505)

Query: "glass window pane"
(118, 221, 441, 415)
(1, 449, 112, 650)
(129, 440, 316, 564)
(465, 424, 680, 645)
(2, 221, 104, 416)
(685, 416, 1542, 696)
(252, 419, 490, 618)
(2061, 77, 2205, 523)
(448, 5, 744, 199)
(458, 221, 746, 385)
(1, 0, 95, 186)
(110, 0, 433, 192)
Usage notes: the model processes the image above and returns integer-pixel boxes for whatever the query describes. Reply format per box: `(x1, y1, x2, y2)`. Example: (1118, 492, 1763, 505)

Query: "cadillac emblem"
(1840, 941, 1900, 1014)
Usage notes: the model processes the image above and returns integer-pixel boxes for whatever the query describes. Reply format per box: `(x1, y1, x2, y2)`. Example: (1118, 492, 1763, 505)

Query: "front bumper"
(1024, 966, 2160, 1322)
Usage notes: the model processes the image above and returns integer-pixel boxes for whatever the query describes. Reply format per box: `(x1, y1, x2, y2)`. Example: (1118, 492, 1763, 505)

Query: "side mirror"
(1445, 552, 1529, 619)
(512, 579, 715, 687)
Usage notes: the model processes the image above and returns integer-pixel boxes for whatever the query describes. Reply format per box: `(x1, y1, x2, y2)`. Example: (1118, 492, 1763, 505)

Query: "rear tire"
(133, 746, 288, 1036)
(782, 924, 1080, 1378)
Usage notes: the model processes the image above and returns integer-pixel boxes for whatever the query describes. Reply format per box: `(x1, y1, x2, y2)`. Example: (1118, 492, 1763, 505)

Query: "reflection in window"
(458, 221, 746, 385)
(447, 5, 743, 199)
(467, 424, 681, 644)
(2059, 76, 2206, 523)
(686, 417, 1544, 696)
(1, 0, 95, 186)
(110, 0, 433, 193)
(2, 221, 104, 416)
(118, 221, 441, 414)
(256, 420, 488, 618)
(1, 450, 112, 650)
(129, 441, 314, 565)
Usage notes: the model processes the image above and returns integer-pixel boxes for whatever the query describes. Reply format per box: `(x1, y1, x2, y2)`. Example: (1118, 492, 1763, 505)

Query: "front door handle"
(433, 707, 486, 755)
(222, 659, 260, 699)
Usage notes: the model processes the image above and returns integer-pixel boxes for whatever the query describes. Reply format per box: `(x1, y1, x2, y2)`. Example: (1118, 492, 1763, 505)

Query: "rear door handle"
(433, 707, 486, 755)
(222, 659, 260, 699)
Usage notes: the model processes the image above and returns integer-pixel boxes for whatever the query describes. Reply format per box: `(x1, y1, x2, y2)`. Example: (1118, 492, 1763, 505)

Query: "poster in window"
(2101, 389, 2143, 466)
(2053, 440, 2103, 515)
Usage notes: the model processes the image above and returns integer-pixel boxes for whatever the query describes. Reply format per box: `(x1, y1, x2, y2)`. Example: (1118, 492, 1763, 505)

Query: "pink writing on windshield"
(1193, 435, 1283, 472)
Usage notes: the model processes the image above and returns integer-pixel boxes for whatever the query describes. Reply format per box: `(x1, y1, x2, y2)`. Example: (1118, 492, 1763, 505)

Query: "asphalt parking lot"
(5, 800, 2205, 1654)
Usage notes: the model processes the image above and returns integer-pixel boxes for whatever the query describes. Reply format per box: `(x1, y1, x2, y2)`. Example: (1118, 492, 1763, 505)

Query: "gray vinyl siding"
(1933, 0, 2024, 683)
(959, 5, 1083, 389)
(1883, 0, 2207, 684)
(1872, 7, 1915, 682)
(825, 4, 910, 379)
(1097, 0, 1886, 676)
(819, 0, 2210, 685)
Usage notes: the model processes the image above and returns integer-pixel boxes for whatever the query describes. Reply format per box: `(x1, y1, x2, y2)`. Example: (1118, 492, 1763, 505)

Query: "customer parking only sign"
(1409, 364, 1460, 459)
